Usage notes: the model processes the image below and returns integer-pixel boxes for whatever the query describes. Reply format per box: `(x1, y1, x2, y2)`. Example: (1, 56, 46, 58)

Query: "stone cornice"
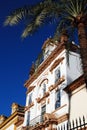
(26, 86, 35, 94)
(15, 117, 24, 127)
(0, 111, 24, 129)
(57, 114, 69, 124)
(64, 75, 85, 93)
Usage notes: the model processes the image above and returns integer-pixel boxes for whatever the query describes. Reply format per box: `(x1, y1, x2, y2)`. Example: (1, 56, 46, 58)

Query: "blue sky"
(0, 0, 56, 117)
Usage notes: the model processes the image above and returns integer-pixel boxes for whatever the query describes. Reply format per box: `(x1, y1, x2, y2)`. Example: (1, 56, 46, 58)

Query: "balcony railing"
(29, 115, 44, 127)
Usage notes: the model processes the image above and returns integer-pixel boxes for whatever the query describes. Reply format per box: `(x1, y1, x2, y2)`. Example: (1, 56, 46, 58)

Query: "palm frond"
(21, 22, 34, 38)
(52, 2, 64, 17)
(65, 1, 78, 17)
(53, 20, 65, 41)
(65, 0, 87, 18)
(4, 0, 87, 39)
(21, 7, 49, 38)
(81, 0, 87, 14)
(35, 8, 48, 26)
(21, 0, 57, 38)
(76, 0, 79, 14)
(4, 6, 32, 26)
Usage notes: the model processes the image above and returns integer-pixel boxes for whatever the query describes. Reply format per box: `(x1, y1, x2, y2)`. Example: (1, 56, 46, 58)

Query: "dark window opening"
(27, 111, 30, 126)
(41, 105, 46, 122)
(28, 93, 32, 105)
(55, 67, 60, 83)
(55, 90, 60, 109)
(43, 83, 46, 96)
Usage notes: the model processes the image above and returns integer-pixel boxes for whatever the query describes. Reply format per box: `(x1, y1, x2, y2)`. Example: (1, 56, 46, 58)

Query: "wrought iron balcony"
(29, 115, 44, 127)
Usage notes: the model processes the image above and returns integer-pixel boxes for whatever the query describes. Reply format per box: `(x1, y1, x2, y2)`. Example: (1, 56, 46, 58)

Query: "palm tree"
(4, 0, 87, 85)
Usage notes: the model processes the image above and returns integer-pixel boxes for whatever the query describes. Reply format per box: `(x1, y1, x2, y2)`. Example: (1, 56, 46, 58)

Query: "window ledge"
(49, 76, 65, 92)
(36, 92, 49, 103)
(25, 102, 34, 111)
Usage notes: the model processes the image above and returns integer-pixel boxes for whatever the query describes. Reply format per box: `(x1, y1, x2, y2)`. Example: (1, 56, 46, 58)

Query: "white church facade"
(0, 36, 87, 130)
(22, 37, 86, 130)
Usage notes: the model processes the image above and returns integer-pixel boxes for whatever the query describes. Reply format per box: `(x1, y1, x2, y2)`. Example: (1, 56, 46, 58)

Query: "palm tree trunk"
(78, 23, 87, 86)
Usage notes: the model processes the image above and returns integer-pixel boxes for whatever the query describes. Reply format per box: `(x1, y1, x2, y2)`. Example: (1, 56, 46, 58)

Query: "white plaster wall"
(66, 52, 82, 85)
(6, 124, 14, 130)
(54, 104, 68, 117)
(37, 104, 41, 116)
(49, 90, 55, 112)
(30, 89, 38, 120)
(47, 89, 69, 117)
(70, 84, 87, 121)
(48, 71, 54, 86)
(61, 89, 69, 108)
(26, 94, 29, 106)
(30, 106, 35, 121)
(23, 50, 68, 125)
(46, 97, 50, 113)
(23, 111, 29, 126)
(23, 48, 82, 126)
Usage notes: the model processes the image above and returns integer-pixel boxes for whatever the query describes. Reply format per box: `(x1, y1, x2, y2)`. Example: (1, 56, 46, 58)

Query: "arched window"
(38, 79, 48, 98)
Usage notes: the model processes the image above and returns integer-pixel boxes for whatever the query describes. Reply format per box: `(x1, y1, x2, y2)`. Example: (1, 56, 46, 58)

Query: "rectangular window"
(55, 67, 60, 83)
(26, 111, 30, 126)
(41, 105, 46, 122)
(55, 90, 60, 109)
(43, 83, 46, 96)
(28, 93, 32, 105)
